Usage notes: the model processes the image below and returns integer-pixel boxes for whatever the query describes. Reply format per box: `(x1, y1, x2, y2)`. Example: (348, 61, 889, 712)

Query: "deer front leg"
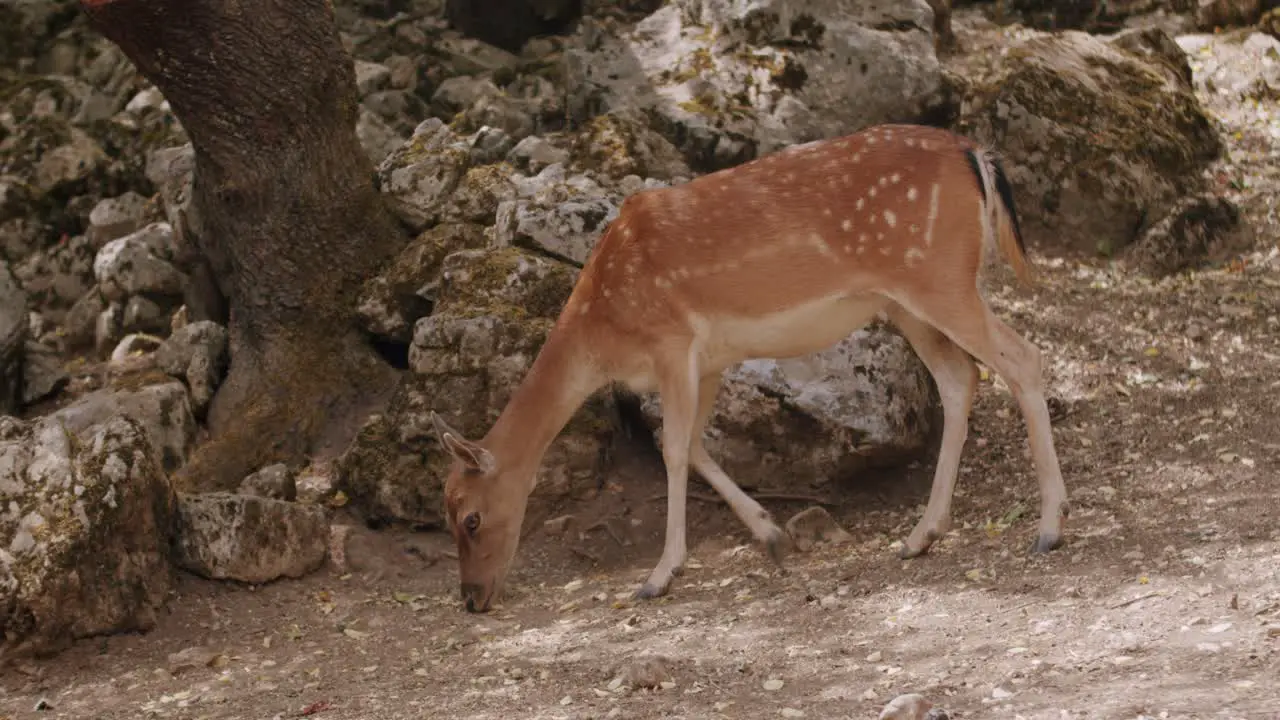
(635, 350, 700, 600)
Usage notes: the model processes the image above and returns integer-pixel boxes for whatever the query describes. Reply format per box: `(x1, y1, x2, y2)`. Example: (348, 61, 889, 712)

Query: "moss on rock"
(958, 30, 1222, 255)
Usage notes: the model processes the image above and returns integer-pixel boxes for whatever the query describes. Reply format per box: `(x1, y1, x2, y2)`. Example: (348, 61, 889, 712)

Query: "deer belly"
(698, 293, 887, 370)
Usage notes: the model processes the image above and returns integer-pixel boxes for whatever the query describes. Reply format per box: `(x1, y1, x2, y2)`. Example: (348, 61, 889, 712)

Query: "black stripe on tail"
(963, 148, 1028, 258)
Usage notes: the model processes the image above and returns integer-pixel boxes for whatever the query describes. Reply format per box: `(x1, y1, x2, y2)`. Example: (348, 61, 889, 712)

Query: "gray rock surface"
(172, 493, 329, 584)
(155, 320, 228, 417)
(238, 464, 298, 502)
(0, 415, 177, 658)
(567, 0, 956, 168)
(92, 222, 187, 302)
(50, 381, 197, 474)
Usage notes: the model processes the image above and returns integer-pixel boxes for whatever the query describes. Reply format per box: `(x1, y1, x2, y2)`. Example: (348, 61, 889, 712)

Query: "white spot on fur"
(883, 210, 897, 227)
(925, 182, 942, 247)
(905, 247, 926, 267)
(907, 186, 919, 202)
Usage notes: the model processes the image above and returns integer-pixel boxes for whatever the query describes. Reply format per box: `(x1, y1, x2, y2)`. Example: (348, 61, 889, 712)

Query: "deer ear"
(430, 411, 496, 474)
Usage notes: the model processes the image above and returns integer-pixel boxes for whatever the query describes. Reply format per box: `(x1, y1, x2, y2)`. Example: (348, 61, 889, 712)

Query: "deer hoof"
(1031, 532, 1063, 555)
(633, 582, 667, 600)
(764, 528, 788, 566)
(899, 528, 940, 560)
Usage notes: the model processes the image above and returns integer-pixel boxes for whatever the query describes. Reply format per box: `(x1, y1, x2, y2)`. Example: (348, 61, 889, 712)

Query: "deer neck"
(482, 320, 601, 491)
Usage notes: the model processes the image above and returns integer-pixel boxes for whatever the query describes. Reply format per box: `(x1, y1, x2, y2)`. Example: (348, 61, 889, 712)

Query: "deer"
(429, 123, 1070, 614)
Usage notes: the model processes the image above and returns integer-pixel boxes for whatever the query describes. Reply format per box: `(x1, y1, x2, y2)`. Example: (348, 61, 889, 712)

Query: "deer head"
(430, 411, 530, 613)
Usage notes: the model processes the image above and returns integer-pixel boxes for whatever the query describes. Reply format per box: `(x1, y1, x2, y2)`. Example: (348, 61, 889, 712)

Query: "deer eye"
(462, 512, 481, 536)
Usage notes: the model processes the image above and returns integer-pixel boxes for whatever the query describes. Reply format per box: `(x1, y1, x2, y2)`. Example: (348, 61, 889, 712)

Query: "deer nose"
(461, 583, 487, 613)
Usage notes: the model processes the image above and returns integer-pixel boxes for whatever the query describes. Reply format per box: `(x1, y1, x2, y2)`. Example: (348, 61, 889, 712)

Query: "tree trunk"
(81, 0, 407, 491)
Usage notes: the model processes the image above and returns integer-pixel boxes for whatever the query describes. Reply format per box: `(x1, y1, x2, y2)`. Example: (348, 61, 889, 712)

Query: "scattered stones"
(238, 463, 297, 502)
(171, 493, 330, 584)
(356, 222, 488, 343)
(784, 506, 854, 552)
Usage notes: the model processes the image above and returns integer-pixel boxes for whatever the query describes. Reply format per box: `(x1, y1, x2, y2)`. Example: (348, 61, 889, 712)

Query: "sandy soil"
(3, 11, 1279, 720)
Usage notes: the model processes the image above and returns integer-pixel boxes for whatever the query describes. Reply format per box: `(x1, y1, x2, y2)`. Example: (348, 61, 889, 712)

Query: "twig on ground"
(1108, 591, 1162, 609)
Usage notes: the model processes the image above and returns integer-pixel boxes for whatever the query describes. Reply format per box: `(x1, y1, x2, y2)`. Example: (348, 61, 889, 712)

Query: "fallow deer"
(430, 124, 1070, 613)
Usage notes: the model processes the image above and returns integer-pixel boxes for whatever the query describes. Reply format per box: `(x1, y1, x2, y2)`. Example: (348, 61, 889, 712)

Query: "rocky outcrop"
(958, 29, 1222, 256)
(0, 415, 177, 658)
(567, 0, 958, 170)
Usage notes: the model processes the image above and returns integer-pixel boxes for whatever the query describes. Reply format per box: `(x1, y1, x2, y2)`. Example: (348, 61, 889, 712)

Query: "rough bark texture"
(80, 0, 407, 490)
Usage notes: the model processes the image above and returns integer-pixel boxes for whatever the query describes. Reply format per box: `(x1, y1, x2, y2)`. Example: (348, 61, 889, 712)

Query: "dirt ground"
(3, 14, 1280, 720)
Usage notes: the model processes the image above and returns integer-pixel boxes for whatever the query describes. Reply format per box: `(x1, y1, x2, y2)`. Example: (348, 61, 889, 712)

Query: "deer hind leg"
(897, 292, 1070, 555)
(885, 303, 979, 559)
(688, 373, 788, 565)
(634, 345, 701, 600)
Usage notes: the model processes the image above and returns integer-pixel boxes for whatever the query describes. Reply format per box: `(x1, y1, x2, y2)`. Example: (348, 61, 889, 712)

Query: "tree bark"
(81, 0, 408, 490)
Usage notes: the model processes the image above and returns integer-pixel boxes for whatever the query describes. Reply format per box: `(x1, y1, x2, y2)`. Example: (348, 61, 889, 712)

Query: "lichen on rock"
(0, 414, 177, 659)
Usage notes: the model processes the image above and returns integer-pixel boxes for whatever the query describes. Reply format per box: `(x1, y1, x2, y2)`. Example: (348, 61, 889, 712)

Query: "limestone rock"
(154, 320, 228, 417)
(20, 339, 68, 406)
(356, 107, 407, 165)
(785, 506, 854, 552)
(239, 464, 297, 502)
(568, 0, 956, 169)
(356, 223, 489, 343)
(507, 135, 571, 175)
(958, 29, 1222, 255)
(13, 233, 98, 323)
(642, 324, 940, 489)
(0, 415, 177, 659)
(172, 493, 329, 584)
(376, 119, 473, 232)
(87, 191, 152, 246)
(339, 247, 613, 526)
(1124, 193, 1245, 276)
(571, 110, 692, 181)
(50, 381, 197, 474)
(443, 162, 520, 224)
(93, 222, 187, 302)
(493, 164, 665, 266)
